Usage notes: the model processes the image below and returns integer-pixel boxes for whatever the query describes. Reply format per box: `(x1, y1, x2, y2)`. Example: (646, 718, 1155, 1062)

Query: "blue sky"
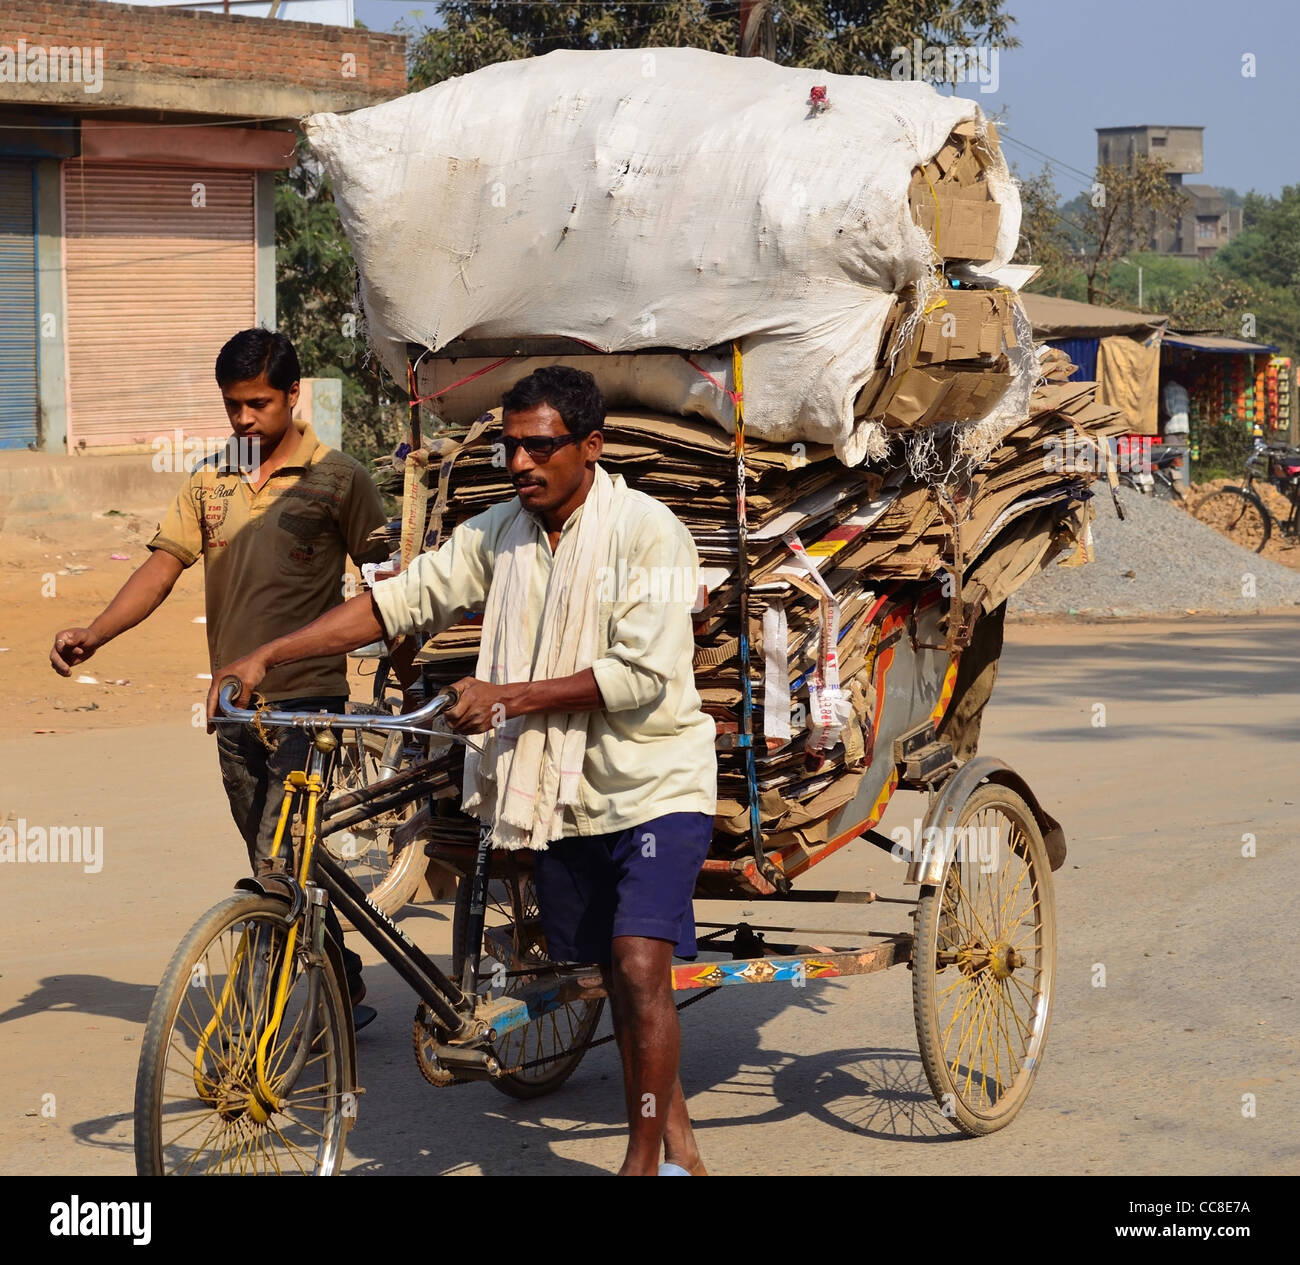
(354, 0, 1297, 198)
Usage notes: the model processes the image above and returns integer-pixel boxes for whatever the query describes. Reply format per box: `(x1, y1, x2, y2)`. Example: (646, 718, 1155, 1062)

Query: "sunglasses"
(499, 432, 585, 462)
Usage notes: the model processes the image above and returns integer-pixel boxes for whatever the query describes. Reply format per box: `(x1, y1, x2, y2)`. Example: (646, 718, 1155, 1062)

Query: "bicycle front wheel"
(134, 893, 353, 1175)
(1193, 488, 1269, 552)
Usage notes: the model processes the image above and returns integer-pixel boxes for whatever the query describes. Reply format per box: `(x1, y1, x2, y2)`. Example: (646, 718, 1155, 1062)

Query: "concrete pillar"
(35, 159, 67, 454)
(293, 377, 343, 450)
(255, 169, 276, 332)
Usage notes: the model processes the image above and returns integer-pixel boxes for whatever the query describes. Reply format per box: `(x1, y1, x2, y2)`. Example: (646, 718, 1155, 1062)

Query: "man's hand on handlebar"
(205, 652, 270, 732)
(443, 677, 517, 735)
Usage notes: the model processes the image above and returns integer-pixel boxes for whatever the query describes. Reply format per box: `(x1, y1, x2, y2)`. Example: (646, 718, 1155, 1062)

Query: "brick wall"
(1, 0, 407, 100)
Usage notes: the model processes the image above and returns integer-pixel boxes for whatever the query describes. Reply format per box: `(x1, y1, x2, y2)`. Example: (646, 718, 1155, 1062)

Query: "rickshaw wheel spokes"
(912, 784, 1057, 1136)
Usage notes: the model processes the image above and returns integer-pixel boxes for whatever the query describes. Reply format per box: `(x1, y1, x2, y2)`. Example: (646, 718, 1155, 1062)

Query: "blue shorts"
(533, 812, 713, 964)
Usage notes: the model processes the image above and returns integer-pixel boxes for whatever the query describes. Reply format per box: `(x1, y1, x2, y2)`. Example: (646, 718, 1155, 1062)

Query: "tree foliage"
(275, 143, 407, 464)
(406, 1, 1018, 89)
(1070, 158, 1188, 306)
(1216, 185, 1300, 295)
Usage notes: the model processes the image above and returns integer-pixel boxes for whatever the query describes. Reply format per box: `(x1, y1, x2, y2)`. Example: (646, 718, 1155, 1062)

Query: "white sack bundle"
(306, 47, 1021, 466)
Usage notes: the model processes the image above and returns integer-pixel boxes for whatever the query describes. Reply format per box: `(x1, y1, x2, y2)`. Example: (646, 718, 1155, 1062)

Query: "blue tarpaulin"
(1047, 337, 1098, 383)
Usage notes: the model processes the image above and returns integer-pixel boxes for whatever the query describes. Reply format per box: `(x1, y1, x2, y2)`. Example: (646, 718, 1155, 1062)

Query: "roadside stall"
(1022, 292, 1170, 480)
(1159, 334, 1288, 467)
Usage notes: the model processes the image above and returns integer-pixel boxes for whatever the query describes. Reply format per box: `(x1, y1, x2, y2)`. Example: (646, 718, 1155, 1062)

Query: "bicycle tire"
(134, 892, 353, 1175)
(1192, 487, 1270, 553)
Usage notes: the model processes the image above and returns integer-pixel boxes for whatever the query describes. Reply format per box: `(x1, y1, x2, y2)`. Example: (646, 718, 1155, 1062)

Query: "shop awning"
(1162, 332, 1279, 354)
(1022, 293, 1167, 340)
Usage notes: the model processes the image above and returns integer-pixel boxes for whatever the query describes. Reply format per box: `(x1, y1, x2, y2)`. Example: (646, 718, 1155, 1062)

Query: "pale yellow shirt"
(370, 472, 718, 836)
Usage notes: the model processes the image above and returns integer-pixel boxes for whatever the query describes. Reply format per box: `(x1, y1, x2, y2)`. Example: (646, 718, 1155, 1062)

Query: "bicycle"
(1192, 439, 1300, 553)
(135, 572, 1063, 1174)
(133, 684, 601, 1174)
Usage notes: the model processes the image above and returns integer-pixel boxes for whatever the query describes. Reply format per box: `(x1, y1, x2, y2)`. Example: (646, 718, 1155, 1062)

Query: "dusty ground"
(0, 510, 377, 736)
(2, 598, 1297, 1177)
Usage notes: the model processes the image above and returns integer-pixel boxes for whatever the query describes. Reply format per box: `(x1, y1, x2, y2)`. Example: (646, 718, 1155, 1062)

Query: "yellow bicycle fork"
(193, 731, 337, 1122)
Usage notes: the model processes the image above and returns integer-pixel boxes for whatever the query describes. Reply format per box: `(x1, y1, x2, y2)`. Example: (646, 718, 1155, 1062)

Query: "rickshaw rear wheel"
(912, 784, 1057, 1136)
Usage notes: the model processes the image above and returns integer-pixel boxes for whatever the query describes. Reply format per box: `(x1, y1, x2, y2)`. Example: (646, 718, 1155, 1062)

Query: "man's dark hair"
(215, 328, 301, 393)
(501, 366, 605, 438)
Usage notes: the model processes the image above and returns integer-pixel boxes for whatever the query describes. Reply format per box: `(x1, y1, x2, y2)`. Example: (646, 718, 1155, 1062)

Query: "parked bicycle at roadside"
(1192, 438, 1300, 553)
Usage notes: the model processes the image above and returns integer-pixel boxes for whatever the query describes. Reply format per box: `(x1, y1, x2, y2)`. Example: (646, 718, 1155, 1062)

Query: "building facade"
(0, 0, 404, 452)
(1095, 125, 1242, 261)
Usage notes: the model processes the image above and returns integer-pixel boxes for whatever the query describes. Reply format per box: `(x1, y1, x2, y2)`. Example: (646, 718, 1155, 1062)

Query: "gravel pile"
(1008, 489, 1300, 618)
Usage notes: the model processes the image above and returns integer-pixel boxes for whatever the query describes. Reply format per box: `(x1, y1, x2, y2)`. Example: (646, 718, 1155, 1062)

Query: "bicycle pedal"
(430, 1045, 500, 1079)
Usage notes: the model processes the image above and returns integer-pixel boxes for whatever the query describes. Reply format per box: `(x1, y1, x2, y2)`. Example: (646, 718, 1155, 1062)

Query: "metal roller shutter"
(64, 162, 256, 448)
(0, 160, 38, 451)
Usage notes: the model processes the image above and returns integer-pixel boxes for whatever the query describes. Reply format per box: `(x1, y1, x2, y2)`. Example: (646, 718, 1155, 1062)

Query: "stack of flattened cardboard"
(856, 282, 1020, 430)
(908, 120, 1004, 263)
(389, 358, 1121, 846)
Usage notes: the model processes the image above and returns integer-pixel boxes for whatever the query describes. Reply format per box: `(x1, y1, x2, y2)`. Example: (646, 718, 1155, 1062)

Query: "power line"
(998, 131, 1095, 185)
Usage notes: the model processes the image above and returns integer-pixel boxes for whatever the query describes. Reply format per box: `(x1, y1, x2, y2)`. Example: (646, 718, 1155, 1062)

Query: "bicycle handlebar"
(1251, 438, 1300, 457)
(213, 680, 460, 736)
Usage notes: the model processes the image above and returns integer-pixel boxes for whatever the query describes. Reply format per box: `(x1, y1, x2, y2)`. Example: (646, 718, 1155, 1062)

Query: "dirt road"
(2, 614, 1297, 1176)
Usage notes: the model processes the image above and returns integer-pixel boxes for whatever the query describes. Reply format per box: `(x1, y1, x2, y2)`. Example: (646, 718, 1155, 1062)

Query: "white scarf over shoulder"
(461, 463, 620, 849)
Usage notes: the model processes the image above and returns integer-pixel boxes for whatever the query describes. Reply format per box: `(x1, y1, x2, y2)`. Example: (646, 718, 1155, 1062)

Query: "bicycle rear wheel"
(1193, 488, 1269, 552)
(134, 893, 353, 1175)
(912, 785, 1057, 1136)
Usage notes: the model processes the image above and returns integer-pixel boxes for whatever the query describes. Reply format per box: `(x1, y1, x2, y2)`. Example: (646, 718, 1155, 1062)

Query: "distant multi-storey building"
(1096, 125, 1242, 260)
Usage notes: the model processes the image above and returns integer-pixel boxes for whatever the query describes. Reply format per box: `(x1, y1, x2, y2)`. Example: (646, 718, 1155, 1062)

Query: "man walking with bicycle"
(50, 328, 390, 1028)
(208, 366, 718, 1177)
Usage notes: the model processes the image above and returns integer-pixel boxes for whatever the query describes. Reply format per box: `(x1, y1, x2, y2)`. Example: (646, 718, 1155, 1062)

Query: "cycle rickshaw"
(133, 342, 1066, 1176)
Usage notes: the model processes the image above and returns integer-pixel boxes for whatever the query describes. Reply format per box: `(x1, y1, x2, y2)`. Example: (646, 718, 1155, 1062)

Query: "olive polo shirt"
(148, 421, 389, 701)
